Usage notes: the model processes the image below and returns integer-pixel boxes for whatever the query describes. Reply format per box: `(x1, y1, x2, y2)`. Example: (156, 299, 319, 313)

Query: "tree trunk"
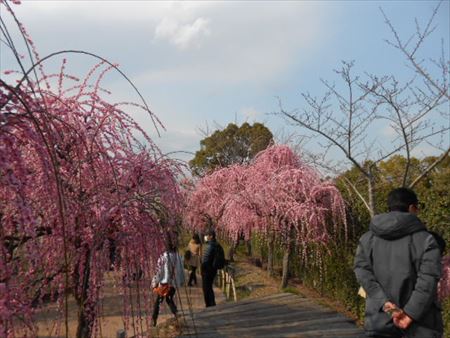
(76, 251, 93, 338)
(367, 173, 376, 217)
(267, 236, 274, 277)
(280, 249, 290, 289)
(259, 241, 264, 266)
(76, 306, 91, 338)
(246, 239, 252, 257)
(281, 226, 294, 289)
(228, 239, 239, 262)
(228, 246, 235, 262)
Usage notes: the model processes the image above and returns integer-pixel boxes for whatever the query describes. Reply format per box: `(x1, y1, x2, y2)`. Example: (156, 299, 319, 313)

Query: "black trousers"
(202, 269, 217, 307)
(188, 266, 197, 286)
(152, 286, 177, 322)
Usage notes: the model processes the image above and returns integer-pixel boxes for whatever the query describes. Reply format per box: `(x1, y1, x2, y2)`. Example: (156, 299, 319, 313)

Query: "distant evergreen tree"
(189, 122, 273, 176)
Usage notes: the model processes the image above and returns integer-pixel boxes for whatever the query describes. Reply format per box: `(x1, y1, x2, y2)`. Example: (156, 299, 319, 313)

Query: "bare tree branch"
(381, 3, 449, 100)
(409, 147, 450, 188)
(339, 175, 372, 213)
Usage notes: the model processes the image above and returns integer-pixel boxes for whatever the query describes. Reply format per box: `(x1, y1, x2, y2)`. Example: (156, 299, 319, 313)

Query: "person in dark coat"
(354, 188, 443, 338)
(201, 228, 218, 307)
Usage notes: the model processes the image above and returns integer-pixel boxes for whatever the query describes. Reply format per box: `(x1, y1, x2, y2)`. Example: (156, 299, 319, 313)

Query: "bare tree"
(275, 3, 449, 216)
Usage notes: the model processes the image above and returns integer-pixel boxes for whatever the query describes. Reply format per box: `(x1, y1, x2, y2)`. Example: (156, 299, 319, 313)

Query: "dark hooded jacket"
(354, 212, 443, 337)
(202, 239, 218, 274)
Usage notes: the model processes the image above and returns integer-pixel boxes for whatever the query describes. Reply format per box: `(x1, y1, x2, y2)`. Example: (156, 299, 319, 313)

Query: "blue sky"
(1, 1, 449, 168)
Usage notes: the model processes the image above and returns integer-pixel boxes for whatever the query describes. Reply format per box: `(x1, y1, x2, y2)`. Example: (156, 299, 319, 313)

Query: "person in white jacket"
(151, 237, 185, 326)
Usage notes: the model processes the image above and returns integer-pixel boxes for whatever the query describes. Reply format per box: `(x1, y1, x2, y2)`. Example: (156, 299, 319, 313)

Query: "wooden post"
(231, 278, 237, 302)
(226, 273, 231, 299)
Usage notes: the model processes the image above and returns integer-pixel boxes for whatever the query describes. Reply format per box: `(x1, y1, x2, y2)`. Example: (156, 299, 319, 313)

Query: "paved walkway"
(30, 269, 364, 337)
(151, 276, 225, 337)
(178, 292, 365, 338)
(31, 271, 224, 337)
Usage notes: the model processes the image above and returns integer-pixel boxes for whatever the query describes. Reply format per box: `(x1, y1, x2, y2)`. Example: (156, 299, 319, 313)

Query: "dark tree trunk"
(228, 239, 239, 262)
(267, 236, 274, 277)
(259, 241, 265, 267)
(280, 248, 290, 289)
(246, 239, 252, 257)
(75, 250, 93, 338)
(76, 307, 91, 338)
(228, 246, 235, 262)
(281, 226, 294, 289)
(367, 172, 376, 217)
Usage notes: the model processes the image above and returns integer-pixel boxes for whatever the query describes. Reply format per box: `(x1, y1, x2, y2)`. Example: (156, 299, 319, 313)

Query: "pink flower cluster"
(185, 145, 347, 247)
(438, 255, 450, 301)
(1, 2, 181, 336)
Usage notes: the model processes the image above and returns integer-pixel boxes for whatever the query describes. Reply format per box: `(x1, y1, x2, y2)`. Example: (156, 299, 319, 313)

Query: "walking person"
(151, 237, 185, 327)
(187, 233, 202, 287)
(201, 228, 225, 307)
(354, 188, 443, 338)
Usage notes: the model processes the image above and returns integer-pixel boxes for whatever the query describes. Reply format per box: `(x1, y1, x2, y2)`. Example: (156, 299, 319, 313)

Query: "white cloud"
(6, 2, 335, 86)
(154, 17, 211, 50)
(154, 18, 179, 40)
(138, 2, 333, 86)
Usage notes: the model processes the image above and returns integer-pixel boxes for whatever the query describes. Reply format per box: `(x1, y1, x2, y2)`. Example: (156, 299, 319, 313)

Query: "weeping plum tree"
(246, 146, 346, 284)
(0, 2, 181, 337)
(185, 164, 252, 238)
(185, 145, 347, 288)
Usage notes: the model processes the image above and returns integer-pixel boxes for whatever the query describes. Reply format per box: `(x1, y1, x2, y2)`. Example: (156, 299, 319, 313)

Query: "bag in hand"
(153, 284, 171, 297)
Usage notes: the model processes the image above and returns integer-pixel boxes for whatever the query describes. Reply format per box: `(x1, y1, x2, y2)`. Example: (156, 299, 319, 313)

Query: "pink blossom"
(438, 255, 450, 301)
(0, 3, 182, 336)
(185, 145, 347, 248)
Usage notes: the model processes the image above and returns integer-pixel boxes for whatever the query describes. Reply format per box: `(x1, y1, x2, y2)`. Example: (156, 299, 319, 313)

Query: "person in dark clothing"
(429, 230, 446, 254)
(354, 188, 443, 338)
(201, 228, 218, 307)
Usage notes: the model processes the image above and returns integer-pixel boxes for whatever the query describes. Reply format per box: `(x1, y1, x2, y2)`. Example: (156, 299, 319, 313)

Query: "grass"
(281, 286, 302, 295)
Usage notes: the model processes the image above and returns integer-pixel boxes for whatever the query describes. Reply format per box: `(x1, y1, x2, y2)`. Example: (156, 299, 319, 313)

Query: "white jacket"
(152, 251, 185, 288)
